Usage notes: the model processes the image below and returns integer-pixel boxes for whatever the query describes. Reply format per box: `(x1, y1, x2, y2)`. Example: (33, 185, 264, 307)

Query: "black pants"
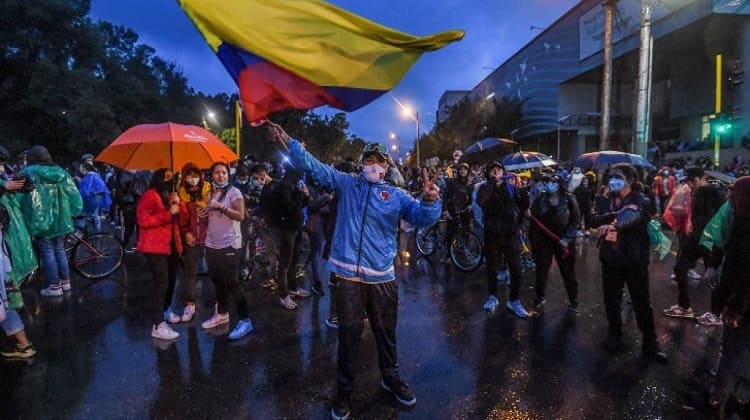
(122, 204, 137, 247)
(336, 278, 400, 400)
(601, 264, 657, 346)
(673, 234, 701, 309)
(275, 227, 302, 297)
(174, 244, 202, 309)
(533, 238, 577, 305)
(205, 246, 247, 319)
(146, 252, 179, 326)
(484, 231, 522, 300)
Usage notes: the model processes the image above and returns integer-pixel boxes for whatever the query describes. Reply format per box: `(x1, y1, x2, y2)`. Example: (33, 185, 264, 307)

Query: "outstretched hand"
(264, 120, 290, 152)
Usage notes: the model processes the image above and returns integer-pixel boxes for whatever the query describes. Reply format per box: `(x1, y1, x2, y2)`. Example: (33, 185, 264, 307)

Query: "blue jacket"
(288, 140, 440, 283)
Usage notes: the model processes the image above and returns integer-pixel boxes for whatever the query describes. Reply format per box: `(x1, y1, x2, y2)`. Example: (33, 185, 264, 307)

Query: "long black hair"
(149, 168, 173, 206)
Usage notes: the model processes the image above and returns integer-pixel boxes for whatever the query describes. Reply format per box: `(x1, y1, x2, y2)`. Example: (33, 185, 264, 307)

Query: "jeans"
(673, 234, 701, 309)
(37, 236, 70, 288)
(0, 309, 24, 336)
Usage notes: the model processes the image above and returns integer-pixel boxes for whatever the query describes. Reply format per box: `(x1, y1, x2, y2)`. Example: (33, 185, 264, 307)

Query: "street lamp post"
(396, 101, 420, 167)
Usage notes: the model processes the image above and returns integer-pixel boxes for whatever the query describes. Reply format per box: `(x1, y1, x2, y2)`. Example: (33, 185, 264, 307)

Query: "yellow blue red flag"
(178, 0, 464, 121)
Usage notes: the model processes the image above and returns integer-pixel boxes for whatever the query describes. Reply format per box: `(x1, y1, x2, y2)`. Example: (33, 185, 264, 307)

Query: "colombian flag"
(178, 0, 464, 121)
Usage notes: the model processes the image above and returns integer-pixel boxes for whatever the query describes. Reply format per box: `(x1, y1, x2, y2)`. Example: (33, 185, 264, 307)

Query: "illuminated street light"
(397, 105, 420, 166)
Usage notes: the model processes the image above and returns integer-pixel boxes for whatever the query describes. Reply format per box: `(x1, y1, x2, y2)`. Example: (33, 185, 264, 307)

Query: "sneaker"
(696, 312, 723, 326)
(201, 312, 229, 329)
(576, 230, 584, 237)
(40, 285, 63, 297)
(1, 343, 36, 359)
(279, 295, 297, 310)
(181, 303, 196, 322)
(325, 315, 339, 329)
(151, 322, 179, 341)
(164, 310, 181, 324)
(642, 342, 668, 364)
(688, 269, 701, 280)
(584, 230, 591, 237)
(381, 379, 417, 406)
(330, 398, 351, 420)
(569, 301, 579, 313)
(228, 319, 254, 340)
(482, 295, 499, 312)
(662, 304, 695, 319)
(506, 300, 529, 319)
(311, 282, 325, 296)
(60, 279, 71, 291)
(289, 288, 311, 298)
(670, 273, 677, 280)
(496, 270, 509, 282)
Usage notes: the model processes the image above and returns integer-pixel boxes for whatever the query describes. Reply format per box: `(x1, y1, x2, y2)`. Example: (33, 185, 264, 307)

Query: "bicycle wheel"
(71, 233, 124, 279)
(449, 230, 483, 272)
(415, 226, 438, 256)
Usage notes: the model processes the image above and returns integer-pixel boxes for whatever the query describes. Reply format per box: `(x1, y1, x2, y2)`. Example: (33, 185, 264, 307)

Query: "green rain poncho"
(0, 180, 38, 310)
(19, 164, 83, 239)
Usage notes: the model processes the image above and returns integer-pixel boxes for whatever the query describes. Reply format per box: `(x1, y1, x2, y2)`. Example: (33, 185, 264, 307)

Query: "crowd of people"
(0, 127, 748, 419)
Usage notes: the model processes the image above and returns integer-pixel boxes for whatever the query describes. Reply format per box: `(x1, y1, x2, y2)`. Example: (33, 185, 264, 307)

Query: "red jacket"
(136, 188, 187, 255)
(652, 174, 676, 198)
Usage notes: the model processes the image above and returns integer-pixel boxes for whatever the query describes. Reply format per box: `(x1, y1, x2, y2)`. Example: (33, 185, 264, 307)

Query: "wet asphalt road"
(0, 232, 729, 419)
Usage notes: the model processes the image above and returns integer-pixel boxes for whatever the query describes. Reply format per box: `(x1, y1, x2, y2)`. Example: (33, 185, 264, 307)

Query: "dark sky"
(90, 0, 578, 155)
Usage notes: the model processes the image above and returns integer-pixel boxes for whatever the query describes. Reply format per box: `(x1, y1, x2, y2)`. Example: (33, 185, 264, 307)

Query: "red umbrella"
(96, 122, 238, 171)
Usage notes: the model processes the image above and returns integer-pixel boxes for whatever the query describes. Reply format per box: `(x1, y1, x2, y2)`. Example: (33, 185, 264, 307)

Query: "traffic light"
(710, 113, 734, 136)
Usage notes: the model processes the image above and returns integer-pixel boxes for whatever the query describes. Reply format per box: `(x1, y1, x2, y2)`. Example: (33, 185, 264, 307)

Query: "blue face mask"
(609, 178, 626, 192)
(545, 182, 559, 194)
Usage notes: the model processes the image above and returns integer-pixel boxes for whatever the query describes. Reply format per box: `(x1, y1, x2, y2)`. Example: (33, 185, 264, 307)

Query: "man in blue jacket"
(267, 121, 440, 420)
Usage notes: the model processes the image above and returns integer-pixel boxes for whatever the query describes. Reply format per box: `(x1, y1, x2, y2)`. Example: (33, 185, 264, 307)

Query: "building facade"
(460, 0, 750, 162)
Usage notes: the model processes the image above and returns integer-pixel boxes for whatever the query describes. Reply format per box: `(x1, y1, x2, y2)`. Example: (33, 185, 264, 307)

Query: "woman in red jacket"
(137, 168, 187, 342)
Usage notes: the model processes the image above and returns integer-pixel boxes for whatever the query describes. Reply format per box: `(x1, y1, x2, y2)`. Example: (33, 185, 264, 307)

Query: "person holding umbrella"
(137, 168, 187, 342)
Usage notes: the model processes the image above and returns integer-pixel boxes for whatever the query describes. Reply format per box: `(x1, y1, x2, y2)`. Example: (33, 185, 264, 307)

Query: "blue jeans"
(37, 236, 70, 287)
(1, 309, 25, 336)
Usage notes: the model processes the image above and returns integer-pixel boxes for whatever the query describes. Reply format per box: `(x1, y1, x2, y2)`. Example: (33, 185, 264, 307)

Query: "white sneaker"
(40, 285, 63, 297)
(688, 269, 701, 280)
(696, 312, 722, 326)
(61, 280, 71, 291)
(181, 303, 196, 322)
(164, 310, 181, 324)
(201, 312, 229, 329)
(151, 322, 179, 341)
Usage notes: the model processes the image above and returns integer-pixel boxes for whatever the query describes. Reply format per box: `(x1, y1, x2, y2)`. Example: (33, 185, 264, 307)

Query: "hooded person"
(567, 167, 584, 193)
(267, 122, 440, 419)
(77, 162, 111, 232)
(18, 146, 82, 297)
(167, 163, 210, 324)
(476, 159, 531, 317)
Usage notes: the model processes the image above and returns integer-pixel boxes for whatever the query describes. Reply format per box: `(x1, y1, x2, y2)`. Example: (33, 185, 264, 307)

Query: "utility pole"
(600, 0, 618, 151)
(634, 3, 652, 158)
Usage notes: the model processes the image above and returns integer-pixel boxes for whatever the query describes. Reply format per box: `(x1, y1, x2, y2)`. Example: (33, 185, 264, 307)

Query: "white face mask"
(362, 164, 386, 183)
(186, 177, 200, 186)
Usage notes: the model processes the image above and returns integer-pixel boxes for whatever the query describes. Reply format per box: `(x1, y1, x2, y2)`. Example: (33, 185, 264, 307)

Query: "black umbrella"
(460, 137, 517, 163)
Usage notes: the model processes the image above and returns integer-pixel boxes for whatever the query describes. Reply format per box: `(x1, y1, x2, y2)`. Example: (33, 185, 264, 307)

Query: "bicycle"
(415, 207, 483, 272)
(63, 217, 124, 279)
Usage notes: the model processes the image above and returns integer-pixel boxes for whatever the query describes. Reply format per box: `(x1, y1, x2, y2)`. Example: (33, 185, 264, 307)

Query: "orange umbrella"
(96, 122, 238, 171)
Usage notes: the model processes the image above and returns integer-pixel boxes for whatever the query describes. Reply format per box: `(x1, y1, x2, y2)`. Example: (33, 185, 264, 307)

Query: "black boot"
(642, 341, 668, 364)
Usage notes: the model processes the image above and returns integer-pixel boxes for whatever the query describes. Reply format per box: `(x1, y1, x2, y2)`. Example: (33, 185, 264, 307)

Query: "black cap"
(685, 167, 705, 180)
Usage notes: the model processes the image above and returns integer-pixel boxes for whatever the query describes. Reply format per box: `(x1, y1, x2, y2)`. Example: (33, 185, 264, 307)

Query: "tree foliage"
(0, 0, 363, 165)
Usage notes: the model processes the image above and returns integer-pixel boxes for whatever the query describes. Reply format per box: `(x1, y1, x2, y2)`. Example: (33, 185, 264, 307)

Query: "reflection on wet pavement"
(0, 236, 724, 419)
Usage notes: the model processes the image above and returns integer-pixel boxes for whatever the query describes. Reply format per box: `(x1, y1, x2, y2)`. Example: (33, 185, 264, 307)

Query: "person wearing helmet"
(266, 121, 440, 420)
(476, 160, 530, 318)
(529, 173, 581, 312)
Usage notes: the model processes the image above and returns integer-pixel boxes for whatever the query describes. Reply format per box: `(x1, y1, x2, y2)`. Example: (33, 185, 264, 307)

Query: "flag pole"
(235, 99, 242, 156)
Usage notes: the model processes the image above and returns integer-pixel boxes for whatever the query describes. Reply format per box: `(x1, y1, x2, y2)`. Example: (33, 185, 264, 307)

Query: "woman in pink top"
(200, 162, 253, 340)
